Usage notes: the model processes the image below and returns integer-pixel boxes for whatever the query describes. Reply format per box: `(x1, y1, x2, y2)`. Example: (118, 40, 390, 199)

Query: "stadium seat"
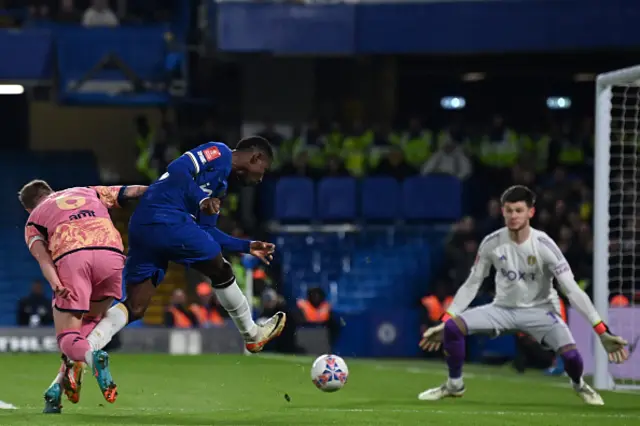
(361, 177, 401, 221)
(317, 177, 357, 222)
(274, 177, 315, 221)
(401, 175, 462, 221)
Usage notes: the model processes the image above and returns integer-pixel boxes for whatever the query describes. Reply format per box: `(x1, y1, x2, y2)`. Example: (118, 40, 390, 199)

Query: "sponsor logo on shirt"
(68, 210, 96, 221)
(202, 146, 221, 162)
(553, 262, 570, 276)
(500, 268, 536, 282)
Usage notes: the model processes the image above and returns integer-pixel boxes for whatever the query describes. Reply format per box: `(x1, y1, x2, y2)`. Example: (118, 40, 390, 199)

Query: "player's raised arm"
(539, 234, 629, 363)
(92, 185, 148, 209)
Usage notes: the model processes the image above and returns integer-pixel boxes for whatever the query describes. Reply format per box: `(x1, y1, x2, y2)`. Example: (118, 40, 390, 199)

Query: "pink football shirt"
(25, 186, 125, 261)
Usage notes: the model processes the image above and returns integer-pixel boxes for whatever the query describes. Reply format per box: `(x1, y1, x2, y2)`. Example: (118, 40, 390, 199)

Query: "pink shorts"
(54, 249, 125, 312)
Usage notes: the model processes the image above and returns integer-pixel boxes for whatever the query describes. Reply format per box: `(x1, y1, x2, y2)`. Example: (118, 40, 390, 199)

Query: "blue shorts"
(124, 220, 222, 287)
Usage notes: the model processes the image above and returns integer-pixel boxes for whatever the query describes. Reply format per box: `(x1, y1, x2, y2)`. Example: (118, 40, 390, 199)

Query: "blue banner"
(218, 3, 355, 54)
(216, 0, 640, 54)
(333, 310, 422, 358)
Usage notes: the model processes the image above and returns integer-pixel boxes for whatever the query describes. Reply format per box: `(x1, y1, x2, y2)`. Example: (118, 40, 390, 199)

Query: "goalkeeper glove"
(419, 313, 452, 352)
(593, 321, 629, 364)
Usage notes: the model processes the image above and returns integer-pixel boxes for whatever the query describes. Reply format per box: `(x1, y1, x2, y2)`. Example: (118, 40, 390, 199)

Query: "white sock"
(84, 350, 94, 369)
(50, 371, 64, 388)
(447, 377, 464, 388)
(86, 303, 129, 351)
(213, 280, 258, 339)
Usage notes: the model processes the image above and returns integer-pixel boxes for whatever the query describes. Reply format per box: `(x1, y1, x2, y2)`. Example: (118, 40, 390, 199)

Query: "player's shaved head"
(500, 185, 536, 208)
(235, 136, 274, 161)
(18, 179, 54, 210)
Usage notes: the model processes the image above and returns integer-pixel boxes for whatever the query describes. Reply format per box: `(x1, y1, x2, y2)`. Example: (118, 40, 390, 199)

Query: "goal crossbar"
(596, 65, 640, 88)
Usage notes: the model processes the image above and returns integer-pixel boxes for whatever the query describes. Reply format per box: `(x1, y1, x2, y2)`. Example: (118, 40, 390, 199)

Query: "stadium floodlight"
(594, 65, 640, 391)
(440, 96, 466, 110)
(546, 96, 571, 109)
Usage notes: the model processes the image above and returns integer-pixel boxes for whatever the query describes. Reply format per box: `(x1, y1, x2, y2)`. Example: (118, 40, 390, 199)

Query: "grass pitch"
(0, 353, 638, 425)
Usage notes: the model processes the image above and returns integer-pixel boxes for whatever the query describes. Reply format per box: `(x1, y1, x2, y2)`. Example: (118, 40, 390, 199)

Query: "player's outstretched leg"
(193, 256, 286, 353)
(418, 319, 466, 401)
(91, 350, 117, 403)
(559, 345, 604, 406)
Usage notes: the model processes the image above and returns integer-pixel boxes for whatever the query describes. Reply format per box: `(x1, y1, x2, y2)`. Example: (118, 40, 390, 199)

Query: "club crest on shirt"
(527, 256, 536, 265)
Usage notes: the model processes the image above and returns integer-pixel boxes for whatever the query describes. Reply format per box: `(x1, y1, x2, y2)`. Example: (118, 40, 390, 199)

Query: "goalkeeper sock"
(443, 320, 465, 381)
(86, 303, 129, 351)
(560, 349, 584, 385)
(213, 279, 258, 340)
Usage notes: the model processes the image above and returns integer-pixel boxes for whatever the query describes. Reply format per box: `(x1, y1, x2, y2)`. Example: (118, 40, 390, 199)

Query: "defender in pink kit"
(19, 180, 146, 413)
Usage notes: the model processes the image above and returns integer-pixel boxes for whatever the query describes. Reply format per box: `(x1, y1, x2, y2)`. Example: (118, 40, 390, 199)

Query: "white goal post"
(594, 65, 640, 391)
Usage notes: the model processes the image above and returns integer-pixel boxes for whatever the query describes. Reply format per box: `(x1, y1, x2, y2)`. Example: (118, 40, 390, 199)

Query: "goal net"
(593, 66, 640, 390)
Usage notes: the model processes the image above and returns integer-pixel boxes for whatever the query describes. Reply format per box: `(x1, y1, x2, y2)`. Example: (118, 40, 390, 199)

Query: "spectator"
(82, 0, 119, 27)
(257, 120, 285, 147)
(296, 287, 341, 347)
(325, 155, 350, 177)
(259, 288, 302, 354)
(189, 283, 225, 328)
(164, 289, 199, 328)
(57, 0, 81, 23)
(420, 136, 472, 180)
(279, 151, 319, 179)
(17, 280, 53, 327)
(399, 116, 432, 169)
(479, 198, 502, 235)
(419, 284, 454, 329)
(372, 146, 416, 180)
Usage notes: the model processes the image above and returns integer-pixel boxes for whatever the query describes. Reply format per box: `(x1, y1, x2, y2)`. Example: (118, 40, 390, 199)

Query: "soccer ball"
(310, 354, 348, 392)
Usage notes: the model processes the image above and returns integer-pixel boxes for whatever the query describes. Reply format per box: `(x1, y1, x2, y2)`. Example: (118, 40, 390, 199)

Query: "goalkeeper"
(418, 185, 628, 406)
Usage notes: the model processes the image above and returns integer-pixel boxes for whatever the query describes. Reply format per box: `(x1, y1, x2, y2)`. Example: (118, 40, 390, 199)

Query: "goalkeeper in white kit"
(418, 185, 629, 406)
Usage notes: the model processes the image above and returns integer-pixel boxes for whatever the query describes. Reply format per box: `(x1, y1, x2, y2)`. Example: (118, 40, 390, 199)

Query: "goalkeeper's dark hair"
(236, 135, 274, 161)
(500, 185, 536, 207)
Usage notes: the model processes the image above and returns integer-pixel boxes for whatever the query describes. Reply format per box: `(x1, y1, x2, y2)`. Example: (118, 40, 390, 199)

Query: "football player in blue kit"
(76, 137, 285, 395)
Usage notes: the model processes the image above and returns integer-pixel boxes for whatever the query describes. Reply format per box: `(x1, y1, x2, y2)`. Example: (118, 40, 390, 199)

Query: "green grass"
(0, 353, 638, 425)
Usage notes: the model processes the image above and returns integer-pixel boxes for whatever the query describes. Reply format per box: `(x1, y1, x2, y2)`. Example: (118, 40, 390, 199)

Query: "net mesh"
(607, 84, 640, 386)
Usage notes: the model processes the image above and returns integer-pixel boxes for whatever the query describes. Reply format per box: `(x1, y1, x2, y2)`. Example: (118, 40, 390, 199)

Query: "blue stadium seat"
(402, 175, 462, 221)
(316, 177, 357, 222)
(275, 177, 315, 221)
(361, 177, 401, 221)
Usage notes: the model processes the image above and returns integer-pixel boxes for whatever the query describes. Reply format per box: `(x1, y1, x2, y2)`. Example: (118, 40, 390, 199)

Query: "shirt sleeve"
(166, 142, 231, 210)
(198, 213, 252, 253)
(24, 220, 46, 250)
(446, 235, 494, 317)
(537, 235, 603, 326)
(91, 186, 125, 209)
